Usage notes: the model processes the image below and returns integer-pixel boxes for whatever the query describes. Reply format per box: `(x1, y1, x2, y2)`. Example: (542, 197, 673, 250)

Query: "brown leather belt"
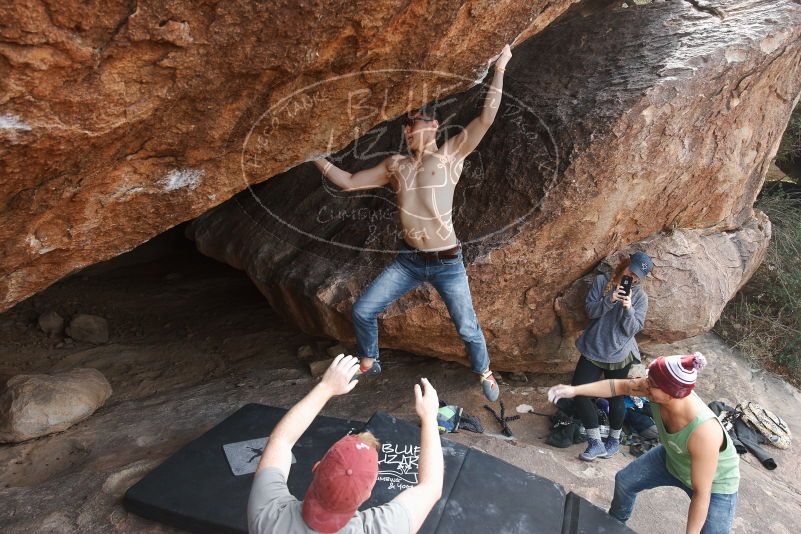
(404, 242, 461, 260)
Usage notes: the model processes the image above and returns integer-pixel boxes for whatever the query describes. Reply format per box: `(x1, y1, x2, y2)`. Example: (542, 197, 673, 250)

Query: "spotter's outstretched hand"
(320, 354, 360, 396)
(414, 378, 440, 423)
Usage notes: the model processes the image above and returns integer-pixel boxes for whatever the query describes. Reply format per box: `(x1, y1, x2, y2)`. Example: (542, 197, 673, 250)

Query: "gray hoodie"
(575, 273, 648, 363)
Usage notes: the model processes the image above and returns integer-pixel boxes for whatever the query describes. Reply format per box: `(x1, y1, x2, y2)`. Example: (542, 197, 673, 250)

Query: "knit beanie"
(647, 352, 708, 398)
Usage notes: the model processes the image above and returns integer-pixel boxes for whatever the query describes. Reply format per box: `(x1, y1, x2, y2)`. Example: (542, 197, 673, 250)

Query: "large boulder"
(0, 368, 112, 443)
(555, 211, 772, 360)
(0, 0, 579, 312)
(187, 0, 801, 372)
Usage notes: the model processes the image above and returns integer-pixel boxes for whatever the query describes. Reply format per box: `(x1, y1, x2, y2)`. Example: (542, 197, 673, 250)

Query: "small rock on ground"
(66, 314, 109, 344)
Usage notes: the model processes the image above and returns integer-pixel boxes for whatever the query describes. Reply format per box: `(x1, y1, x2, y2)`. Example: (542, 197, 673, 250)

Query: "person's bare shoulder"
(690, 418, 724, 451)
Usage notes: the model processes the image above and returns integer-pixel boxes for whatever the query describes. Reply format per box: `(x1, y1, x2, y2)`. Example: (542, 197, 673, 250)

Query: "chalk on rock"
(0, 368, 112, 443)
(516, 404, 534, 414)
(66, 314, 109, 344)
(38, 311, 64, 337)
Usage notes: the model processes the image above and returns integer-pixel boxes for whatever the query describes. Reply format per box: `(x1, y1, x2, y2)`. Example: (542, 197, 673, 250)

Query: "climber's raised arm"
(445, 44, 512, 158)
(313, 156, 399, 191)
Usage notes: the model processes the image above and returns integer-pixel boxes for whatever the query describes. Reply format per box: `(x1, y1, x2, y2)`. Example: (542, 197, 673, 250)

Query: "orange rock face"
(0, 0, 578, 312)
(187, 0, 801, 372)
(556, 212, 772, 362)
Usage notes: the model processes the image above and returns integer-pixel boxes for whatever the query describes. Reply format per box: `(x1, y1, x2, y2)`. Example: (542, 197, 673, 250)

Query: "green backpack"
(436, 404, 484, 434)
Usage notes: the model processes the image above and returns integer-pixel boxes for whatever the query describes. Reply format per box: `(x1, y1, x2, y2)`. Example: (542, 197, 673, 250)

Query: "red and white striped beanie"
(647, 352, 708, 398)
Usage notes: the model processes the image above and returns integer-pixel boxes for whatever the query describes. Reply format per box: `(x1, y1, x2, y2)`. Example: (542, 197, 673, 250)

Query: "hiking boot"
(480, 370, 500, 402)
(604, 437, 620, 458)
(357, 360, 382, 376)
(579, 438, 608, 461)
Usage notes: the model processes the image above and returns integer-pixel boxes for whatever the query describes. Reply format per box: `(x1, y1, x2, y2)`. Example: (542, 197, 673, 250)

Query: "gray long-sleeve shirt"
(575, 273, 648, 364)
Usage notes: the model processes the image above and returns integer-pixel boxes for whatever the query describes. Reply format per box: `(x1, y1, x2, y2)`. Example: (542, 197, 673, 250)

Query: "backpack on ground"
(436, 402, 484, 434)
(736, 401, 791, 450)
(545, 409, 586, 448)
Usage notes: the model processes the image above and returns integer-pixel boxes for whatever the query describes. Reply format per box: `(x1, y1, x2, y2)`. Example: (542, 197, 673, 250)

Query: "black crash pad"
(124, 404, 635, 534)
(561, 491, 633, 534)
(123, 404, 363, 533)
(361, 412, 469, 533)
(363, 412, 633, 534)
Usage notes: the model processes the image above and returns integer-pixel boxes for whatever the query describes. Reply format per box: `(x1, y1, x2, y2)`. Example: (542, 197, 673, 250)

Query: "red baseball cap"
(302, 435, 379, 533)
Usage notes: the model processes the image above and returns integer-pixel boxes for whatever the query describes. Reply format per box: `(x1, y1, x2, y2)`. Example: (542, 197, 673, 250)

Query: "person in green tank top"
(547, 352, 740, 534)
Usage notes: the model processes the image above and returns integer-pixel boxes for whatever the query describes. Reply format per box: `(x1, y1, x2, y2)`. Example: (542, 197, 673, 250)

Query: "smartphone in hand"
(620, 275, 633, 297)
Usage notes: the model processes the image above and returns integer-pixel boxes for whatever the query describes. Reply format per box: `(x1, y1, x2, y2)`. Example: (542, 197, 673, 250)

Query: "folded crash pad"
(124, 404, 635, 534)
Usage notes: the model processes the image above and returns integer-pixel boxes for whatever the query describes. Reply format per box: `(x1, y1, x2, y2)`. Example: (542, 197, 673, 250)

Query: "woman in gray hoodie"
(571, 251, 653, 461)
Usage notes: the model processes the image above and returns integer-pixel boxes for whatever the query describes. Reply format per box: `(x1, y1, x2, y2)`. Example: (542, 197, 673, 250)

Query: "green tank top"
(651, 392, 740, 494)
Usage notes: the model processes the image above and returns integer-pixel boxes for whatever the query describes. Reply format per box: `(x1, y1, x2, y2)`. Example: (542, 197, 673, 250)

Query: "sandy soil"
(1, 242, 799, 533)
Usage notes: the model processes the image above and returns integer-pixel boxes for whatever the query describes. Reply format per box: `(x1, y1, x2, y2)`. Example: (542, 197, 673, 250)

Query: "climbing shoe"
(480, 370, 500, 402)
(579, 438, 608, 461)
(357, 359, 382, 377)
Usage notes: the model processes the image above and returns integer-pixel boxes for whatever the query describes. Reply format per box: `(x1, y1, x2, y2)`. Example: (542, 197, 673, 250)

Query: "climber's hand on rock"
(497, 44, 512, 69)
(488, 44, 512, 71)
(547, 384, 576, 404)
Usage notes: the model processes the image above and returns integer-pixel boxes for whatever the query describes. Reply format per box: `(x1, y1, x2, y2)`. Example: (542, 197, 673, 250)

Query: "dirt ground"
(1, 240, 800, 533)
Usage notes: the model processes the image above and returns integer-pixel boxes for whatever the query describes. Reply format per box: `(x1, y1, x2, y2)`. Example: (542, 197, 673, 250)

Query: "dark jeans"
(351, 243, 490, 374)
(571, 355, 632, 431)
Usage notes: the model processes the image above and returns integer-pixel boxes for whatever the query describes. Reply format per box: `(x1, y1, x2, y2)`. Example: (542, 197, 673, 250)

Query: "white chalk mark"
(160, 168, 203, 191)
(26, 235, 55, 255)
(0, 114, 32, 131)
(516, 404, 534, 414)
(471, 65, 490, 86)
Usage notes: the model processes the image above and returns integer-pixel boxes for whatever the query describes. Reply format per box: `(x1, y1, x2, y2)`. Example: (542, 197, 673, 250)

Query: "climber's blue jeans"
(352, 243, 490, 374)
(609, 445, 738, 534)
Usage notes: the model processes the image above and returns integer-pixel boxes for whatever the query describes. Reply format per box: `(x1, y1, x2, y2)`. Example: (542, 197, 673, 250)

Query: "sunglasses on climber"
(403, 115, 436, 127)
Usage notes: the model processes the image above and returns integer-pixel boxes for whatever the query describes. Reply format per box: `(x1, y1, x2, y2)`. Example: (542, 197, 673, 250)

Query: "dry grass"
(715, 189, 801, 387)
(777, 103, 801, 171)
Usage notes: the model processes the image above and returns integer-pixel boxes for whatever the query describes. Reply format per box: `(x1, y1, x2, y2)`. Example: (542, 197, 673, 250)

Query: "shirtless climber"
(312, 45, 512, 401)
